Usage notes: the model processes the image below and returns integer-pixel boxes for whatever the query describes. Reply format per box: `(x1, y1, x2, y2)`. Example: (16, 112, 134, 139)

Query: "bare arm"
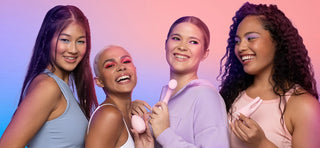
(288, 94, 320, 148)
(0, 75, 62, 148)
(85, 105, 124, 148)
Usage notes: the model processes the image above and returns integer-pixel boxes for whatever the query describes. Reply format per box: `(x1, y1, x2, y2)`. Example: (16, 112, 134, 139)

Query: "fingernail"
(235, 112, 240, 120)
(236, 112, 240, 116)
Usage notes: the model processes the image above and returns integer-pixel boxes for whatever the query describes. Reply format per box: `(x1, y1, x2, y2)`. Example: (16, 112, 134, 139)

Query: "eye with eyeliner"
(59, 38, 70, 43)
(171, 36, 180, 41)
(234, 37, 241, 44)
(104, 62, 115, 68)
(246, 33, 259, 41)
(76, 40, 86, 44)
(122, 57, 132, 64)
(190, 40, 199, 44)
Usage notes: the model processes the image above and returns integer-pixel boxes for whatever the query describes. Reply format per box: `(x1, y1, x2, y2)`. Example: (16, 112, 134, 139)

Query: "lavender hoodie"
(156, 79, 229, 148)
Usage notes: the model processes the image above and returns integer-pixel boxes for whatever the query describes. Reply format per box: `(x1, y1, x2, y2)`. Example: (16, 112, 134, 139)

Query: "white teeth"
(241, 55, 254, 61)
(65, 57, 75, 60)
(117, 75, 130, 82)
(175, 54, 187, 59)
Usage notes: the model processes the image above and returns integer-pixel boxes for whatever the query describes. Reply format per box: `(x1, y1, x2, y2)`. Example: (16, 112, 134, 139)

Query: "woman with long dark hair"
(0, 5, 98, 147)
(219, 2, 320, 148)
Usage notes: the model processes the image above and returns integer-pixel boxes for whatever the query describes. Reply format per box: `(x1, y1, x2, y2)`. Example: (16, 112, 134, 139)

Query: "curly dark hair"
(218, 2, 318, 112)
(19, 5, 98, 119)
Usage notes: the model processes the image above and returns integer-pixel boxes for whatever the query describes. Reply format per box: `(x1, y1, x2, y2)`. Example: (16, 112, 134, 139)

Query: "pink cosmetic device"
(236, 96, 262, 118)
(131, 79, 177, 133)
(162, 79, 177, 104)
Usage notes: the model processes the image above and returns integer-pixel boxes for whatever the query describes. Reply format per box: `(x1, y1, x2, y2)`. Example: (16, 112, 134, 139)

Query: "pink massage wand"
(131, 79, 177, 133)
(162, 79, 177, 104)
(236, 96, 262, 118)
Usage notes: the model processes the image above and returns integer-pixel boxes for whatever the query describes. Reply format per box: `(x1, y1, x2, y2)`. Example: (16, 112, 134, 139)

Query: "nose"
(68, 42, 79, 54)
(177, 42, 187, 51)
(236, 40, 247, 53)
(117, 63, 126, 72)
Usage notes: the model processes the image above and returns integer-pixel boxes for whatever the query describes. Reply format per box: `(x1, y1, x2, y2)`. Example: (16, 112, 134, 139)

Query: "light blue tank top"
(26, 69, 88, 148)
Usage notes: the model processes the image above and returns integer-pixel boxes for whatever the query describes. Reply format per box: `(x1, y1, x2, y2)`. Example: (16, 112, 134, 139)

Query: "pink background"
(1, 0, 319, 135)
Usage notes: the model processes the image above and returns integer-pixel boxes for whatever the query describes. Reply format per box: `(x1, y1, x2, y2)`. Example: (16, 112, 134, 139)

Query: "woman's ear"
(201, 49, 209, 61)
(94, 77, 104, 88)
(165, 39, 168, 51)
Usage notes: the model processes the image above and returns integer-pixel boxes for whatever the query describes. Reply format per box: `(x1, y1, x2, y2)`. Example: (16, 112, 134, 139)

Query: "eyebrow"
(121, 55, 131, 60)
(102, 59, 115, 66)
(236, 31, 260, 38)
(59, 33, 86, 39)
(170, 33, 200, 40)
(59, 33, 71, 37)
(102, 55, 132, 65)
(170, 33, 181, 37)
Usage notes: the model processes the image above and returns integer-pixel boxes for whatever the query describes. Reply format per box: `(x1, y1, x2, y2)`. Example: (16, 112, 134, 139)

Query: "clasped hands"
(131, 100, 170, 138)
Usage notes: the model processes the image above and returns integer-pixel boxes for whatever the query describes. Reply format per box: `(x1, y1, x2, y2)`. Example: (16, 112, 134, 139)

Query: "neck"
(104, 92, 132, 117)
(252, 68, 274, 90)
(170, 71, 198, 96)
(250, 63, 275, 89)
(46, 65, 70, 83)
(247, 70, 279, 100)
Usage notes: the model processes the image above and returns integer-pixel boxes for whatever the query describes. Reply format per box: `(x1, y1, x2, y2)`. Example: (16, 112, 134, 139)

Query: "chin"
(170, 64, 187, 71)
(120, 85, 136, 92)
(243, 69, 257, 76)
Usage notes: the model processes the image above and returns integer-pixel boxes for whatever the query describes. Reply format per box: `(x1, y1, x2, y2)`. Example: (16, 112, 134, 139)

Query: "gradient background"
(1, 0, 319, 137)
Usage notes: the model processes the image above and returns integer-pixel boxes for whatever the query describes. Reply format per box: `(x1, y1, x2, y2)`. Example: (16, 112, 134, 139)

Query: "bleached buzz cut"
(93, 45, 124, 76)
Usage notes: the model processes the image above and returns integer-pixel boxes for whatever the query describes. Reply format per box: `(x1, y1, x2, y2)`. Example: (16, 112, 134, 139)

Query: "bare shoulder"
(285, 90, 320, 147)
(26, 74, 62, 100)
(89, 105, 124, 131)
(286, 91, 320, 125)
(22, 73, 62, 109)
(86, 105, 125, 147)
(0, 74, 64, 147)
(93, 105, 123, 122)
(287, 92, 320, 113)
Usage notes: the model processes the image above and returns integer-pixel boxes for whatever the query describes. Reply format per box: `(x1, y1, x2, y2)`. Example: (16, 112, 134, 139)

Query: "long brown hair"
(19, 5, 98, 119)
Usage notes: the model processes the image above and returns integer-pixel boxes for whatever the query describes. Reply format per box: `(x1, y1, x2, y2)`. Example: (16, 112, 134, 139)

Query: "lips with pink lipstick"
(64, 56, 77, 63)
(116, 73, 131, 84)
(174, 53, 190, 61)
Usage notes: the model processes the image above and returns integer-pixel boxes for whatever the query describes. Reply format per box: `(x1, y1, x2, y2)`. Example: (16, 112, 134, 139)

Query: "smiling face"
(50, 22, 87, 76)
(94, 46, 137, 95)
(234, 15, 276, 76)
(165, 22, 208, 76)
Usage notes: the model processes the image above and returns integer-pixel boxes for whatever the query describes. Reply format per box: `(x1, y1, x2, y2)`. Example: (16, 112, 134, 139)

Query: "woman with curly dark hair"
(219, 2, 320, 148)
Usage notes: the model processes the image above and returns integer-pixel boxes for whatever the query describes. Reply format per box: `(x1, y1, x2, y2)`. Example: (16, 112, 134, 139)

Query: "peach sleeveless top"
(229, 88, 296, 148)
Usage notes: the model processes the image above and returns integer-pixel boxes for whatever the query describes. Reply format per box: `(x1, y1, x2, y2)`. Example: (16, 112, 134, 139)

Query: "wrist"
(257, 138, 277, 148)
(154, 127, 168, 138)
